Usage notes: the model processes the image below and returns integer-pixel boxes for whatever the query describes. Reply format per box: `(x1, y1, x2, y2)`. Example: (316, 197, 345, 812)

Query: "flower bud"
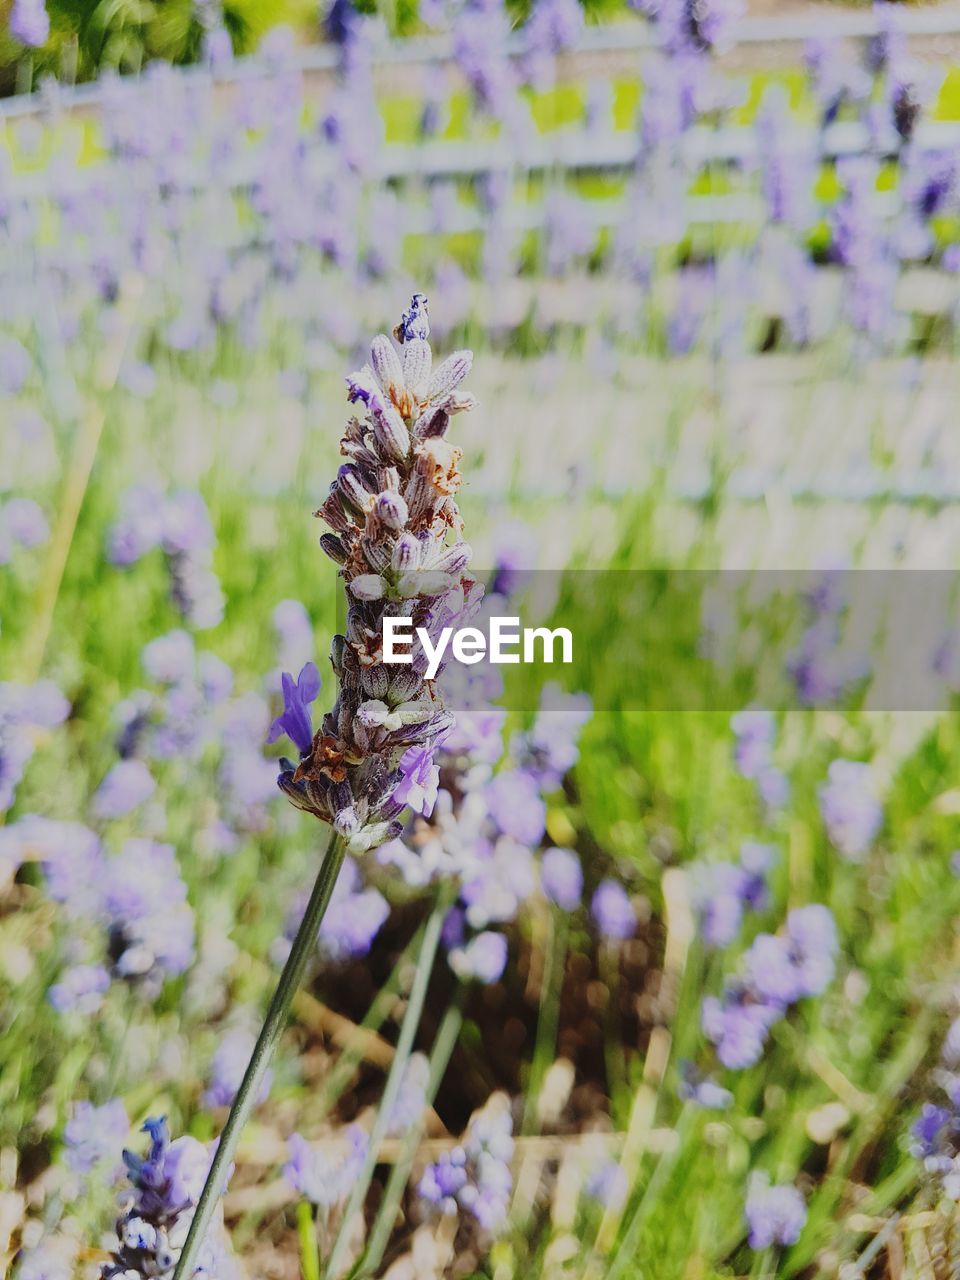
(392, 533, 421, 573)
(375, 491, 408, 530)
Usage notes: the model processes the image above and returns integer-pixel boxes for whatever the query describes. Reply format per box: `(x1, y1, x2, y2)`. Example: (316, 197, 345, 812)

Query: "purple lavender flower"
(161, 492, 215, 557)
(48, 964, 111, 1015)
(701, 986, 782, 1069)
(745, 1175, 806, 1249)
(100, 1117, 240, 1279)
(418, 1146, 469, 1214)
(8, 0, 49, 45)
(448, 930, 508, 983)
(819, 760, 883, 860)
(744, 905, 837, 1006)
(784, 904, 838, 998)
(18, 817, 104, 920)
(540, 845, 583, 910)
(281, 298, 478, 856)
(485, 769, 546, 845)
(104, 839, 195, 990)
(203, 1026, 273, 1109)
(461, 837, 536, 928)
(583, 1159, 628, 1210)
(108, 485, 167, 567)
(591, 879, 635, 941)
(15, 1239, 75, 1280)
(142, 630, 196, 686)
(731, 710, 776, 780)
(92, 759, 156, 820)
(2, 498, 49, 549)
(632, 0, 744, 55)
(284, 1127, 368, 1207)
(267, 662, 321, 757)
(419, 1094, 513, 1233)
(758, 766, 790, 815)
(63, 1099, 129, 1175)
(275, 860, 389, 966)
(692, 845, 772, 949)
(394, 744, 441, 816)
(677, 1063, 733, 1109)
(0, 681, 70, 813)
(911, 1101, 956, 1171)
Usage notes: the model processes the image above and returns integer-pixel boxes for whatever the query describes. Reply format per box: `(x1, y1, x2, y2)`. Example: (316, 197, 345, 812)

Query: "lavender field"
(6, 1, 960, 1278)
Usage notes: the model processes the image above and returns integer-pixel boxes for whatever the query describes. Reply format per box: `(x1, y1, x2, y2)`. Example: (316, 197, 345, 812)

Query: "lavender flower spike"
(280, 293, 479, 855)
(171, 296, 477, 1280)
(100, 1117, 241, 1279)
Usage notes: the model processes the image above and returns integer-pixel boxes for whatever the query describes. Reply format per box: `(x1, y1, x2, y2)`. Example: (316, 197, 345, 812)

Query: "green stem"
(522, 908, 567, 1136)
(322, 885, 453, 1279)
(298, 1201, 322, 1280)
(172, 831, 346, 1280)
(360, 991, 465, 1276)
(315, 919, 428, 1120)
(603, 1104, 696, 1280)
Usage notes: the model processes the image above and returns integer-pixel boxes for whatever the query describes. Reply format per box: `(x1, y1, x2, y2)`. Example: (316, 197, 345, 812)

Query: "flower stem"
(322, 883, 453, 1279)
(522, 906, 567, 1136)
(172, 831, 346, 1280)
(360, 989, 465, 1276)
(298, 1201, 322, 1280)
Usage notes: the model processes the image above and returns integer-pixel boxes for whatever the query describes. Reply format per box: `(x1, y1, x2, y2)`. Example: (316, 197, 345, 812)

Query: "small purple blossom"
(2, 498, 49, 550)
(267, 662, 321, 756)
(745, 1176, 807, 1249)
(701, 988, 782, 1070)
(591, 879, 635, 941)
(394, 744, 441, 816)
(448, 930, 508, 983)
(819, 760, 883, 860)
(203, 1026, 273, 1109)
(583, 1158, 628, 1210)
(731, 710, 776, 780)
(540, 845, 583, 910)
(419, 1095, 513, 1233)
(48, 964, 110, 1015)
(100, 1117, 238, 1279)
(284, 1128, 368, 1207)
(485, 769, 547, 845)
(63, 1099, 129, 1175)
(92, 759, 156, 820)
(8, 0, 50, 45)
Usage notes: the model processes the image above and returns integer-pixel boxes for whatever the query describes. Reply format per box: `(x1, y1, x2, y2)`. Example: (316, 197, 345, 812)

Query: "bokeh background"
(6, 0, 960, 1276)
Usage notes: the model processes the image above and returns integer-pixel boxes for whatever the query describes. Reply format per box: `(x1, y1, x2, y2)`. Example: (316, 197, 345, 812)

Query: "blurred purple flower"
(819, 760, 882, 860)
(540, 845, 583, 910)
(8, 0, 49, 45)
(394, 744, 441, 816)
(203, 1026, 273, 1109)
(591, 879, 635, 941)
(485, 769, 547, 845)
(449, 930, 508, 983)
(284, 1128, 368, 1207)
(745, 1176, 806, 1249)
(48, 964, 111, 1015)
(64, 1099, 129, 1175)
(93, 759, 156, 820)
